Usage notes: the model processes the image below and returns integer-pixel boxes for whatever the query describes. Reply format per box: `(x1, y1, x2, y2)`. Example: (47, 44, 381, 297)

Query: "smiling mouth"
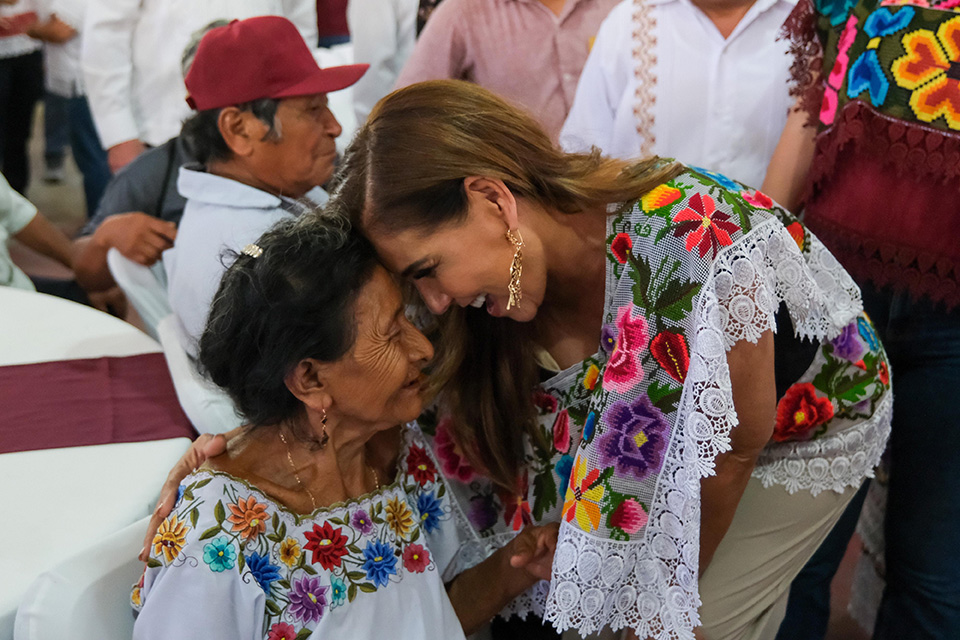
(402, 373, 423, 390)
(469, 294, 487, 308)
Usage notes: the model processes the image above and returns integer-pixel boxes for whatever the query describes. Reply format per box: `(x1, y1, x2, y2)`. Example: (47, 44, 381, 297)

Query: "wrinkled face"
(249, 93, 341, 197)
(367, 193, 548, 323)
(321, 266, 435, 427)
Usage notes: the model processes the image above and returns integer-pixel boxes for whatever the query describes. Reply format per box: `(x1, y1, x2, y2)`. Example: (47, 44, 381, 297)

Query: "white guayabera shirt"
(559, 0, 797, 190)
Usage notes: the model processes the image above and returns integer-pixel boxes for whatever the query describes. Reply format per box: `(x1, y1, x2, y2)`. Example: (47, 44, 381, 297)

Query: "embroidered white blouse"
(133, 427, 466, 640)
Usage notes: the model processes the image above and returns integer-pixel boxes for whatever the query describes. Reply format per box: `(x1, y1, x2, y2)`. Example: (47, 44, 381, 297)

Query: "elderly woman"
(132, 215, 557, 639)
(151, 81, 892, 640)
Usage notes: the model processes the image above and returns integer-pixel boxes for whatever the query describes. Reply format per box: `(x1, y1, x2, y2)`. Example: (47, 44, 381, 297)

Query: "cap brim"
(274, 63, 369, 100)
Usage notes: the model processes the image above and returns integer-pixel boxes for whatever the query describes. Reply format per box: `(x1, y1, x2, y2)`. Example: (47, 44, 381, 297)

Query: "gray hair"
(181, 19, 232, 78)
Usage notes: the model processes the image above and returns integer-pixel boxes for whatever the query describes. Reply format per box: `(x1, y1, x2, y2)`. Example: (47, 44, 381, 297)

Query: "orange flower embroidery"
(641, 184, 682, 211)
(152, 515, 190, 564)
(892, 17, 960, 129)
(227, 495, 269, 542)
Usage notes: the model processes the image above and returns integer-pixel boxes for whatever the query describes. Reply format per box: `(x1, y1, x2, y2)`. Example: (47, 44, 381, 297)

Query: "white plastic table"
(0, 289, 192, 639)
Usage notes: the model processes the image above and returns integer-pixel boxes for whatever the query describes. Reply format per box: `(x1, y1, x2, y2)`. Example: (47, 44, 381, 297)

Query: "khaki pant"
(698, 477, 858, 640)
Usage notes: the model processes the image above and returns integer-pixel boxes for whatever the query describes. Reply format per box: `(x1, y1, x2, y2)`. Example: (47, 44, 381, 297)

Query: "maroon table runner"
(0, 353, 197, 454)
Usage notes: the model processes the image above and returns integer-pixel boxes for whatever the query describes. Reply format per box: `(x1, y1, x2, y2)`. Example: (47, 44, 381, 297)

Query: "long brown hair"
(336, 80, 682, 489)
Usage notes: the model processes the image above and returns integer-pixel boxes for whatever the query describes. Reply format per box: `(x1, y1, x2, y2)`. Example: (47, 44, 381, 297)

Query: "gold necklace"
(279, 431, 318, 512)
(279, 431, 382, 509)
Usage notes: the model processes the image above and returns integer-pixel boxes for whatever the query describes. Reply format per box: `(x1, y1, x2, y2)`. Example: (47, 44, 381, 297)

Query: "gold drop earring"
(506, 229, 524, 310)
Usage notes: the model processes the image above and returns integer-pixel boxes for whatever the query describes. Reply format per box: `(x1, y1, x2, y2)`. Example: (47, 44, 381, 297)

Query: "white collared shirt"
(164, 167, 328, 356)
(560, 0, 796, 189)
(35, 0, 86, 97)
(81, 0, 319, 149)
(347, 0, 418, 125)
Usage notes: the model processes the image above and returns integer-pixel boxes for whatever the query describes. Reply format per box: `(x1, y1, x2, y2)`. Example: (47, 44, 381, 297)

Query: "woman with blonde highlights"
(155, 80, 892, 640)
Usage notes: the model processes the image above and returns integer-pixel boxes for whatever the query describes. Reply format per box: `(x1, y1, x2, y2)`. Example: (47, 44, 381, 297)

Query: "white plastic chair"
(14, 516, 147, 640)
(156, 314, 243, 434)
(105, 248, 171, 341)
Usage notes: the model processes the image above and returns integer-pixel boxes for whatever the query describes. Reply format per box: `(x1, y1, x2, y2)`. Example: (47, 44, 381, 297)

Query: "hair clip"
(242, 243, 263, 258)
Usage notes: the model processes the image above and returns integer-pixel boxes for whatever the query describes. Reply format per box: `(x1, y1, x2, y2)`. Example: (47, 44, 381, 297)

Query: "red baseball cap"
(184, 16, 368, 110)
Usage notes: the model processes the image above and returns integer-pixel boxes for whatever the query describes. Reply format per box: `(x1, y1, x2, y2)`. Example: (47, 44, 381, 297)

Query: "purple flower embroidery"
(597, 395, 669, 481)
(288, 576, 329, 624)
(351, 509, 374, 536)
(600, 323, 617, 354)
(831, 322, 866, 362)
(468, 493, 498, 531)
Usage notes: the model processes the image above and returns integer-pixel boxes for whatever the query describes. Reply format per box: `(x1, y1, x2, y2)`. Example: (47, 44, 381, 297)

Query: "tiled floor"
(10, 105, 873, 640)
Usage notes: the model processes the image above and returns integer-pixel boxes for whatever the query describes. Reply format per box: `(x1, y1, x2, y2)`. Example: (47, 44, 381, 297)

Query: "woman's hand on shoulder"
(507, 521, 560, 582)
(138, 431, 234, 561)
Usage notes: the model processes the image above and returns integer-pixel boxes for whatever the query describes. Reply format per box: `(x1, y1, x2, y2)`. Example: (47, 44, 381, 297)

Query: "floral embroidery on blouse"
(134, 429, 457, 638)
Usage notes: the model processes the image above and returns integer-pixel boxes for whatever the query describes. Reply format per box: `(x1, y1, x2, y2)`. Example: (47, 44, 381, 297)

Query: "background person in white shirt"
(347, 0, 418, 125)
(559, 0, 796, 189)
(27, 0, 112, 217)
(81, 0, 319, 174)
(163, 16, 367, 356)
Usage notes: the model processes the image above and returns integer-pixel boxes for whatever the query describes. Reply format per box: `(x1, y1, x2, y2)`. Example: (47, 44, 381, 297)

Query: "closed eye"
(410, 265, 437, 280)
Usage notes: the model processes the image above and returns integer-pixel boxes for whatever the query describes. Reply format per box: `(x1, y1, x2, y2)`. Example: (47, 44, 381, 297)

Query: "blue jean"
(61, 95, 111, 216)
(863, 285, 960, 639)
(44, 92, 70, 164)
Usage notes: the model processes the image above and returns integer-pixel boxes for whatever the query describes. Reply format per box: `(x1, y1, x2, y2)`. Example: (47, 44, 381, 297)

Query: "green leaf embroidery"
(146, 557, 162, 569)
(198, 525, 221, 541)
(654, 278, 702, 322)
(302, 564, 317, 575)
(648, 379, 683, 415)
(347, 571, 367, 581)
(358, 582, 377, 593)
(532, 468, 558, 521)
(189, 508, 199, 529)
(348, 583, 358, 603)
(193, 477, 212, 489)
(265, 599, 281, 616)
(295, 629, 312, 640)
(214, 501, 225, 524)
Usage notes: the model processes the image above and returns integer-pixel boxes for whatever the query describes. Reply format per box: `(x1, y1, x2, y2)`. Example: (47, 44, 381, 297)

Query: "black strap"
(154, 139, 178, 218)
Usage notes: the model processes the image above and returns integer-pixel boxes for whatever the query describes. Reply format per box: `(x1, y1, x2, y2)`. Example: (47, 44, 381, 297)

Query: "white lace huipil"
(132, 427, 466, 640)
(417, 165, 892, 638)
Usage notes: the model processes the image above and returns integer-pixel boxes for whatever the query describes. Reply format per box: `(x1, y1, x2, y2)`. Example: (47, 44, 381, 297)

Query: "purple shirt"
(395, 0, 618, 140)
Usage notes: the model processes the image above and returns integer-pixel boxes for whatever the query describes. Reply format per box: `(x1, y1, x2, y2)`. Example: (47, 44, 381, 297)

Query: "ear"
(284, 358, 333, 415)
(217, 107, 266, 158)
(463, 176, 519, 230)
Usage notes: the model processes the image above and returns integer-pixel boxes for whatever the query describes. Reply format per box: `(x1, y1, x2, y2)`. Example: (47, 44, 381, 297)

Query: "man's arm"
(82, 0, 145, 171)
(73, 213, 176, 290)
(14, 212, 77, 271)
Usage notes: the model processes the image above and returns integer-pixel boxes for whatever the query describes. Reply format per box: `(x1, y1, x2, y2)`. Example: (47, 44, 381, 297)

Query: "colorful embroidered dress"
(786, 0, 960, 308)
(420, 166, 892, 638)
(132, 428, 465, 640)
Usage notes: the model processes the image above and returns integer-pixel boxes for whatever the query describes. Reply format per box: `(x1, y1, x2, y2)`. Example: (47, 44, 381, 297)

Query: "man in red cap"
(164, 16, 367, 358)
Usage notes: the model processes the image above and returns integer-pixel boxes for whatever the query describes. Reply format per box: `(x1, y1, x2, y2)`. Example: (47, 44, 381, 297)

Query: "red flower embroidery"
(433, 418, 476, 483)
(610, 498, 648, 534)
(611, 233, 633, 264)
(879, 360, 890, 386)
(532, 389, 559, 414)
(672, 193, 740, 258)
(267, 623, 298, 640)
(741, 190, 774, 209)
(774, 383, 836, 442)
(303, 522, 349, 570)
(650, 331, 690, 383)
(402, 543, 431, 573)
(553, 410, 571, 453)
(406, 445, 438, 485)
(785, 221, 805, 250)
(499, 475, 533, 531)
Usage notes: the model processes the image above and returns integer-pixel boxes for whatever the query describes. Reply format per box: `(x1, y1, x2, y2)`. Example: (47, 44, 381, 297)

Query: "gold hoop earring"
(506, 229, 524, 310)
(318, 409, 329, 449)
